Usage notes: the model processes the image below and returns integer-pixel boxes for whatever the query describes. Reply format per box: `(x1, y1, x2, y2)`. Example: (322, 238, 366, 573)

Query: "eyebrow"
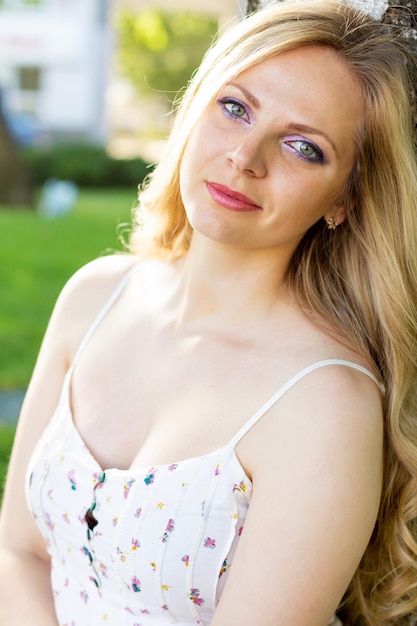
(286, 123, 338, 155)
(230, 83, 338, 156)
(231, 83, 261, 109)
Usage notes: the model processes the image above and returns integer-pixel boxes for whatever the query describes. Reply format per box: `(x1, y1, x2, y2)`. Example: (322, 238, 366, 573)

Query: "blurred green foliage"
(23, 143, 151, 188)
(117, 10, 218, 98)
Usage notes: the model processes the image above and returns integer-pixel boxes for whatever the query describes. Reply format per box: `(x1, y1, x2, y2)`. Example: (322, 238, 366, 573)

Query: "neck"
(172, 233, 294, 330)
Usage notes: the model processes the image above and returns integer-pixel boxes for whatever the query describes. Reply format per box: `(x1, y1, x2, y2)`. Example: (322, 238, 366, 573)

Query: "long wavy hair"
(130, 2, 417, 623)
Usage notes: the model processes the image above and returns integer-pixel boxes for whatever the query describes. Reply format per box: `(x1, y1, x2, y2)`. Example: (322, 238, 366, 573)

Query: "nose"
(227, 134, 267, 178)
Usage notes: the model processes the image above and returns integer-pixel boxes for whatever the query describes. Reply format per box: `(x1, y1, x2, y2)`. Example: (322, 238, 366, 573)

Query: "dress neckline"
(59, 358, 382, 477)
(60, 378, 251, 480)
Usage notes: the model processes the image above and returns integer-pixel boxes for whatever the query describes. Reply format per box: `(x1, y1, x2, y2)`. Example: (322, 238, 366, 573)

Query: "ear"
(323, 205, 347, 228)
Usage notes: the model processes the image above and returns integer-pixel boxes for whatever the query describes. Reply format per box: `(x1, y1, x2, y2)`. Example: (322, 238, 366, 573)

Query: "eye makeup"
(217, 90, 329, 165)
(284, 136, 326, 164)
(217, 97, 252, 123)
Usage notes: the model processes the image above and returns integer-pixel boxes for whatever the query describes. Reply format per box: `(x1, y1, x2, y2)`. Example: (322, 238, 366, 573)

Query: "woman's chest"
(69, 321, 289, 472)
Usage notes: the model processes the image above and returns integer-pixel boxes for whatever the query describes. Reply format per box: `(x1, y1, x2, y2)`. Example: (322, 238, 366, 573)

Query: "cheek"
(180, 133, 204, 184)
(265, 176, 343, 232)
(302, 172, 348, 212)
(179, 144, 198, 202)
(179, 144, 205, 223)
(183, 118, 222, 168)
(179, 126, 219, 201)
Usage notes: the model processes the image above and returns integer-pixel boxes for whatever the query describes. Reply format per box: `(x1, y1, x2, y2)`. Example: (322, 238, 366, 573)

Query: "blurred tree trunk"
(0, 97, 33, 208)
(381, 0, 417, 134)
(382, 0, 417, 57)
(246, 0, 261, 12)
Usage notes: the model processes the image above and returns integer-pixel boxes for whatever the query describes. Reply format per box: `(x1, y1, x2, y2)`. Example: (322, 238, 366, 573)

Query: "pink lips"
(205, 181, 262, 212)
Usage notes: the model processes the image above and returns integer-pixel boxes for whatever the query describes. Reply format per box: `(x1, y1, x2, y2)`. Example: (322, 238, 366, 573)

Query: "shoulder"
(286, 359, 383, 443)
(48, 254, 141, 364)
(252, 296, 383, 466)
(246, 360, 383, 570)
(247, 360, 383, 482)
(61, 253, 140, 303)
(241, 355, 384, 555)
(221, 363, 383, 624)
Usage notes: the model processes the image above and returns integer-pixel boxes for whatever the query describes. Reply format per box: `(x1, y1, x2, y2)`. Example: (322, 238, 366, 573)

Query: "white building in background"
(0, 0, 243, 152)
(0, 0, 112, 145)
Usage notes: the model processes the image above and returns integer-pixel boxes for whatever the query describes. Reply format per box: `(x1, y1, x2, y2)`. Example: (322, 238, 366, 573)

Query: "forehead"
(231, 44, 361, 103)
(224, 45, 363, 146)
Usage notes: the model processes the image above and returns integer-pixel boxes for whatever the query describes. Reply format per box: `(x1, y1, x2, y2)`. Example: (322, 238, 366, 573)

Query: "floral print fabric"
(26, 375, 251, 626)
(25, 270, 379, 625)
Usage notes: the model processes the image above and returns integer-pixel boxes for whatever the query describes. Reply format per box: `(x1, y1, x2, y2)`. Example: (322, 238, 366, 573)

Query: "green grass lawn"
(0, 187, 137, 391)
(0, 187, 138, 503)
(0, 424, 16, 502)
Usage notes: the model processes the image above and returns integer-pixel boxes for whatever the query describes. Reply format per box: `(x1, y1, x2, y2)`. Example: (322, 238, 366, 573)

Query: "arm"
(212, 365, 383, 626)
(0, 254, 137, 625)
(0, 548, 58, 624)
(0, 297, 68, 624)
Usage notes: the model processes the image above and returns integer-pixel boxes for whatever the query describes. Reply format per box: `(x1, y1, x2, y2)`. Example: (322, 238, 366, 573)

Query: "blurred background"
(0, 0, 246, 190)
(0, 0, 244, 161)
(1, 0, 409, 495)
(0, 0, 250, 484)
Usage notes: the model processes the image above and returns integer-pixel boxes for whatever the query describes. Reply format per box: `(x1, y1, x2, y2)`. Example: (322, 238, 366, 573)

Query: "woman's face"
(179, 44, 363, 256)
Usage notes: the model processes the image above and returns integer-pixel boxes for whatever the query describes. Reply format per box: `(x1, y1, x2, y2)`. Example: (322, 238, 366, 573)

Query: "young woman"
(1, 2, 417, 624)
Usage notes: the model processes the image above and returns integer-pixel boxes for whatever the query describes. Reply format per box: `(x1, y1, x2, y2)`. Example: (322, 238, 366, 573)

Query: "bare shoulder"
(56, 253, 174, 325)
(51, 254, 141, 360)
(59, 253, 140, 312)
(244, 355, 383, 483)
(250, 296, 383, 467)
(277, 358, 383, 451)
(215, 359, 383, 624)
(15, 253, 142, 421)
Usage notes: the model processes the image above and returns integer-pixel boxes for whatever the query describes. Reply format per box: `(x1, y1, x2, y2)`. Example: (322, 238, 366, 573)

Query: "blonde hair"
(130, 2, 417, 623)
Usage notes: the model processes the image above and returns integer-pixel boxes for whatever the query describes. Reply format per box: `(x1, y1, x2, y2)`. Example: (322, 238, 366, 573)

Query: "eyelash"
(218, 97, 251, 122)
(285, 138, 325, 164)
(217, 97, 325, 164)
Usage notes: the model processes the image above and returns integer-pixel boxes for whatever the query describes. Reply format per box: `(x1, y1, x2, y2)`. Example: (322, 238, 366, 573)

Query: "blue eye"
(218, 98, 250, 122)
(285, 139, 324, 164)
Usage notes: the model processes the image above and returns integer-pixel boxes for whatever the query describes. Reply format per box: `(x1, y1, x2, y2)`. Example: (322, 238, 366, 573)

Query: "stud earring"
(326, 217, 338, 230)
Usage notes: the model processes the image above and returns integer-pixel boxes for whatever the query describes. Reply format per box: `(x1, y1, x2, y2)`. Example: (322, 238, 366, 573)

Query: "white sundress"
(26, 269, 380, 626)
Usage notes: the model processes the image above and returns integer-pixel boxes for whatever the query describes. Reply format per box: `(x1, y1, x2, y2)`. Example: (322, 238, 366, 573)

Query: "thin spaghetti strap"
(69, 263, 140, 371)
(229, 359, 383, 449)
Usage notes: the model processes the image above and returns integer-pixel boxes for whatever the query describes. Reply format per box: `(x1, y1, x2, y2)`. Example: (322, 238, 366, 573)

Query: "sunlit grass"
(0, 188, 137, 390)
